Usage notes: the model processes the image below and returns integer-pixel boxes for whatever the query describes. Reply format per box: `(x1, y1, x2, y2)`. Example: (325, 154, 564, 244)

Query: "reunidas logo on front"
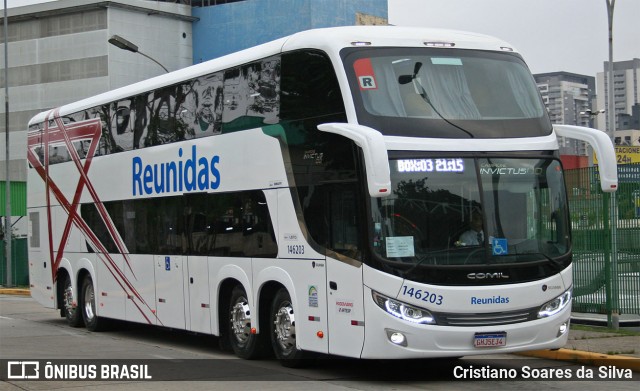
(132, 145, 221, 196)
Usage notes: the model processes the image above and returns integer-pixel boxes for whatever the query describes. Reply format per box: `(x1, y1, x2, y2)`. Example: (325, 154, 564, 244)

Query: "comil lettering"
(132, 145, 221, 196)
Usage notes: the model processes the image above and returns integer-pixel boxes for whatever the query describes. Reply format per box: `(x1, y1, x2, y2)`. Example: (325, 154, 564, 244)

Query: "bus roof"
(28, 26, 518, 126)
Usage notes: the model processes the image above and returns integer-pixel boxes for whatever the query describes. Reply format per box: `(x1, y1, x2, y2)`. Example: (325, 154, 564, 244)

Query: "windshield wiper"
(522, 251, 566, 271)
(400, 246, 458, 276)
(401, 253, 435, 277)
(398, 62, 474, 138)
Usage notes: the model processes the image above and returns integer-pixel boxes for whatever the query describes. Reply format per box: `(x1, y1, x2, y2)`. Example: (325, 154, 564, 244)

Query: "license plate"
(474, 332, 507, 348)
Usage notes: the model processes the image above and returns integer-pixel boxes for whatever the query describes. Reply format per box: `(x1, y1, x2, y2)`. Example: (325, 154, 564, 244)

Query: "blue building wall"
(192, 0, 387, 63)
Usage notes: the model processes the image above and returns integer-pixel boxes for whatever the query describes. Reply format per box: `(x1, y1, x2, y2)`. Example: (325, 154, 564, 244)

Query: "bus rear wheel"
(81, 275, 106, 331)
(270, 288, 306, 366)
(61, 273, 83, 327)
(228, 285, 266, 359)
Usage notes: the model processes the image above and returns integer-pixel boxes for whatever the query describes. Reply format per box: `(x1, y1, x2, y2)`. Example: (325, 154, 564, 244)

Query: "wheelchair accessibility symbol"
(492, 238, 508, 256)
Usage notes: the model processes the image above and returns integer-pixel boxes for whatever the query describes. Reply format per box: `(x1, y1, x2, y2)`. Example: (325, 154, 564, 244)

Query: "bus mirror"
(553, 124, 618, 192)
(317, 123, 391, 197)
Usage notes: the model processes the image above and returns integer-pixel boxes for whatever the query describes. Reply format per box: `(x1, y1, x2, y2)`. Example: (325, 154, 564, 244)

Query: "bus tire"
(270, 288, 306, 367)
(81, 275, 107, 331)
(228, 285, 266, 359)
(61, 273, 83, 327)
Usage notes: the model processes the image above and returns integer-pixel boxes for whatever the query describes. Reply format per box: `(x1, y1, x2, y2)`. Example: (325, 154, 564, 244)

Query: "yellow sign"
(594, 146, 640, 165)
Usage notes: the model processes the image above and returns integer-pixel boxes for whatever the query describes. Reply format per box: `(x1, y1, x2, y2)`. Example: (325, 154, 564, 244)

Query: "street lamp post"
(580, 109, 605, 128)
(108, 35, 169, 73)
(3, 0, 12, 288)
(606, 0, 616, 140)
(605, 0, 619, 331)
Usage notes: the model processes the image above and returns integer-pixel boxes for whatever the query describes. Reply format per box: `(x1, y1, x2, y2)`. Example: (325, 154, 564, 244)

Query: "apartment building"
(535, 72, 596, 156)
(596, 58, 640, 138)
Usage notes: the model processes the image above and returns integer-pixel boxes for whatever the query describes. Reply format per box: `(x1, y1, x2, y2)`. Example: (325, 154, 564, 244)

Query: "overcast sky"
(389, 0, 640, 77)
(7, 0, 640, 77)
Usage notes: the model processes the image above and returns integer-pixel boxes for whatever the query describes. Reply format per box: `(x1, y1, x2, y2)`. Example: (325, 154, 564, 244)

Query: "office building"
(595, 58, 640, 138)
(191, 0, 387, 63)
(534, 72, 596, 157)
(0, 0, 195, 183)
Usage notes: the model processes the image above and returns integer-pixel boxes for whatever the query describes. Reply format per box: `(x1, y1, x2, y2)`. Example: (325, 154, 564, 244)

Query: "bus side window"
(81, 203, 118, 254)
(281, 50, 344, 121)
(188, 73, 224, 138)
(242, 191, 278, 258)
(222, 56, 281, 133)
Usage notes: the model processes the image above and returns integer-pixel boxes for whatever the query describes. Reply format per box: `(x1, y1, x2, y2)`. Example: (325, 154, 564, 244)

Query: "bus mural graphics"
(27, 110, 157, 324)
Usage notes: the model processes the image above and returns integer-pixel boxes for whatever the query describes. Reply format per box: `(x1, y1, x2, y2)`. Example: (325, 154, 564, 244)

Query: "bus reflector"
(317, 331, 324, 338)
(351, 320, 364, 326)
(251, 327, 257, 334)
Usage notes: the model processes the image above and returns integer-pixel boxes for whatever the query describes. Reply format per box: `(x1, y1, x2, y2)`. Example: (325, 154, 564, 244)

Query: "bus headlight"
(538, 288, 572, 318)
(372, 291, 436, 324)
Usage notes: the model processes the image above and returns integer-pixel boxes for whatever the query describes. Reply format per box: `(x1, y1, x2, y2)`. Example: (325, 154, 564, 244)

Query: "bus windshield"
(370, 157, 570, 280)
(342, 48, 552, 138)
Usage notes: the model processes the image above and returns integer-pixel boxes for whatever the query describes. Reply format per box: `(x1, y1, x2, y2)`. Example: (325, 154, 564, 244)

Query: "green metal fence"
(566, 163, 640, 316)
(0, 238, 29, 286)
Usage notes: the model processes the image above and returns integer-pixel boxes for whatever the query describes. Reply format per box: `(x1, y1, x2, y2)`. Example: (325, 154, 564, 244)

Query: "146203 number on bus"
(287, 245, 305, 255)
(400, 286, 443, 305)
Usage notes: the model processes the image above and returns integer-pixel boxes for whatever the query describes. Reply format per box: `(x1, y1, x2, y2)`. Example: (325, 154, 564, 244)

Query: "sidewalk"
(510, 313, 639, 372)
(1, 288, 638, 371)
(519, 325, 640, 372)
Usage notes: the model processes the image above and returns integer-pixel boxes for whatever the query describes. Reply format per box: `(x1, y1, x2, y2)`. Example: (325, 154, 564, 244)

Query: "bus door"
(318, 184, 366, 358)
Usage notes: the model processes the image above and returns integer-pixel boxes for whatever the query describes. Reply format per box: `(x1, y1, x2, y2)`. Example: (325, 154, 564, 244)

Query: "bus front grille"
(434, 308, 539, 326)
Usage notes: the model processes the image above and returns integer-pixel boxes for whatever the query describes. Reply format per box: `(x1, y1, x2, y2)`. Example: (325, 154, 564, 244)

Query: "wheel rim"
(63, 280, 75, 316)
(273, 301, 296, 355)
(230, 295, 251, 346)
(83, 282, 96, 322)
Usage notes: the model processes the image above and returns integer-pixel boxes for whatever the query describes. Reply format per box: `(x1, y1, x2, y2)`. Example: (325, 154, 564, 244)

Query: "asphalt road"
(0, 295, 638, 390)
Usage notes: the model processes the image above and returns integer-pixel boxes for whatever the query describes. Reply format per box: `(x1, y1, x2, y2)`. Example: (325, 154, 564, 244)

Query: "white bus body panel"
(28, 249, 53, 307)
(154, 255, 186, 330)
(187, 256, 212, 334)
(27, 208, 54, 307)
(209, 257, 252, 336)
(253, 258, 328, 354)
(95, 253, 126, 321)
(325, 258, 365, 358)
(361, 264, 572, 358)
(77, 128, 286, 203)
(123, 255, 156, 325)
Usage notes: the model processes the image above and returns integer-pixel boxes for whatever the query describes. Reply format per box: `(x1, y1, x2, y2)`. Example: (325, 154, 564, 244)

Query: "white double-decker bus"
(27, 26, 617, 364)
